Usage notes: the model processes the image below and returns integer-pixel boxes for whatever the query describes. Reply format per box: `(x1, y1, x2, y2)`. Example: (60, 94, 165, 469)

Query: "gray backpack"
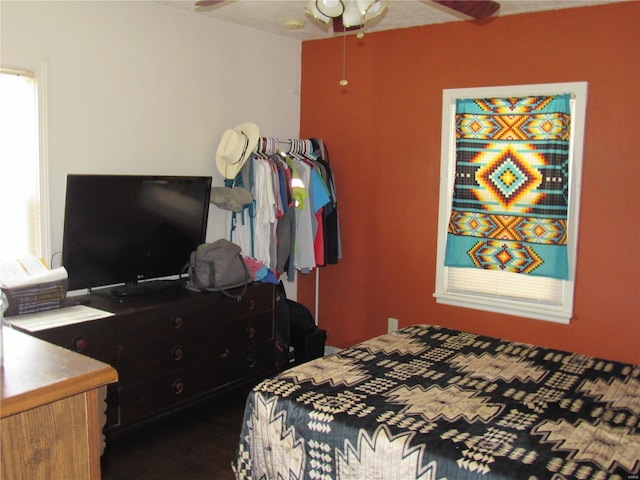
(185, 239, 252, 299)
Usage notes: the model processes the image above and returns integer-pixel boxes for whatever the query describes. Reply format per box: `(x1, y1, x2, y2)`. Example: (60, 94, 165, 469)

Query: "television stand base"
(93, 279, 186, 298)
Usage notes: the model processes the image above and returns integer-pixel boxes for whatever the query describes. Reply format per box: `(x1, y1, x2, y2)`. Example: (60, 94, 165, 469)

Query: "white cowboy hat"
(215, 122, 260, 179)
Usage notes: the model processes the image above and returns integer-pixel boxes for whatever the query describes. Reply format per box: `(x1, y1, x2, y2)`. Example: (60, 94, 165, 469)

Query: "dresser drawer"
(118, 364, 225, 424)
(116, 335, 223, 384)
(220, 341, 276, 385)
(228, 283, 274, 319)
(27, 318, 117, 364)
(222, 311, 274, 351)
(116, 299, 222, 345)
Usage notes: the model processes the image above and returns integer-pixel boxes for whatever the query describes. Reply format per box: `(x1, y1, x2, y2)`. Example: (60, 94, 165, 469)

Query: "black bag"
(288, 301, 317, 349)
(274, 281, 291, 370)
(275, 281, 326, 366)
(185, 239, 252, 300)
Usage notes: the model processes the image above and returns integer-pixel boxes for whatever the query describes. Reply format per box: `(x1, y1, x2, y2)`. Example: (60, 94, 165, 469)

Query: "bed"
(233, 324, 640, 479)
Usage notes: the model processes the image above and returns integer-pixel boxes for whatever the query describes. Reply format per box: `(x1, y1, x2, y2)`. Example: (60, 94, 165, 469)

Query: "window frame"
(433, 82, 588, 324)
(1, 57, 51, 264)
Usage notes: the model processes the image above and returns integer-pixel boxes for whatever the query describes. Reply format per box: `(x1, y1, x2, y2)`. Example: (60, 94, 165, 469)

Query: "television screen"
(62, 174, 211, 293)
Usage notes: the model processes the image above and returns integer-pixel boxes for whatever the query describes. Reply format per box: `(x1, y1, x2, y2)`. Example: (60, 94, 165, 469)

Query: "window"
(434, 82, 587, 324)
(0, 59, 50, 263)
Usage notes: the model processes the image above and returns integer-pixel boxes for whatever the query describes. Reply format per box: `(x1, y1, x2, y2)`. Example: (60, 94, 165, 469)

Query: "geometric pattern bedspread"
(233, 325, 640, 479)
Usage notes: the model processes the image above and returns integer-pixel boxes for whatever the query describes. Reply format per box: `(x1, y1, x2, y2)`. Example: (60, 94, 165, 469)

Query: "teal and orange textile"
(444, 95, 571, 280)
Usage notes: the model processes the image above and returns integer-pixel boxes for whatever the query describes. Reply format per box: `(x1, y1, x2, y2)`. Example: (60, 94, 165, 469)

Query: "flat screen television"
(62, 174, 212, 295)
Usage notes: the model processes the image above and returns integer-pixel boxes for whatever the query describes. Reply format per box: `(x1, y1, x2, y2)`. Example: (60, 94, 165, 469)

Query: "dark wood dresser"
(9, 282, 276, 438)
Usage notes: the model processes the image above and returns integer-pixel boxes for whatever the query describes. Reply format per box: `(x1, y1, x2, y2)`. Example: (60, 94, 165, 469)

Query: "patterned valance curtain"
(444, 95, 571, 280)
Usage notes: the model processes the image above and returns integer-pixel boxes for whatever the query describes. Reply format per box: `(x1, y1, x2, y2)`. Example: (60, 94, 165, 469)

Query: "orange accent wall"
(298, 2, 640, 365)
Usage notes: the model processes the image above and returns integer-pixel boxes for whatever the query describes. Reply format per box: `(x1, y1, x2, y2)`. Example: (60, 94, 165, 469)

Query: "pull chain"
(339, 34, 348, 87)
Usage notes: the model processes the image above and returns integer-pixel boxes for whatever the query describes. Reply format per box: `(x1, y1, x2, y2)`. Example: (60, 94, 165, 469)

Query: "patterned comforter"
(233, 324, 640, 479)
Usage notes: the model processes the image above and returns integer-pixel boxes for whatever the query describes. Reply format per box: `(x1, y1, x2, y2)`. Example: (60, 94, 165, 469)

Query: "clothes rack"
(225, 136, 342, 325)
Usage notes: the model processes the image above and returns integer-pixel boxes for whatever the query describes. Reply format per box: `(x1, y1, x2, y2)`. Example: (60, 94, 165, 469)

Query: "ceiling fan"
(194, 0, 500, 33)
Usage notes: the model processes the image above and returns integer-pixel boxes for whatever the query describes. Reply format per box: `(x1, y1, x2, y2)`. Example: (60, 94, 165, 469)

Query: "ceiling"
(157, 0, 623, 42)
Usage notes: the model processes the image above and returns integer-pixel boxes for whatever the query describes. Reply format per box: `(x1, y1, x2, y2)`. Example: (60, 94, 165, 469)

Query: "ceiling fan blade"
(432, 0, 500, 20)
(195, 0, 225, 7)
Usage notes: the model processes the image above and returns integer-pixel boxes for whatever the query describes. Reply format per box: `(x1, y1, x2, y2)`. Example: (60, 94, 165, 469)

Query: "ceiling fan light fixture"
(316, 0, 345, 19)
(305, 1, 331, 24)
(351, 0, 373, 16)
(342, 1, 365, 28)
(306, 0, 389, 33)
(362, 0, 387, 22)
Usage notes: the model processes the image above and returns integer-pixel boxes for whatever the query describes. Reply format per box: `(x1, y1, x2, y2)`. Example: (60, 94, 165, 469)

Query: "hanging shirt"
(309, 165, 331, 266)
(292, 158, 316, 271)
(253, 157, 277, 268)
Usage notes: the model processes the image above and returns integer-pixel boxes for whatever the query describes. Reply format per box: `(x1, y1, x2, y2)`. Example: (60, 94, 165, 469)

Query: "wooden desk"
(1, 326, 118, 480)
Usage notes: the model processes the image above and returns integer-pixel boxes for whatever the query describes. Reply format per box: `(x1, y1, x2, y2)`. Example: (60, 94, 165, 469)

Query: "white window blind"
(434, 82, 588, 324)
(446, 268, 563, 305)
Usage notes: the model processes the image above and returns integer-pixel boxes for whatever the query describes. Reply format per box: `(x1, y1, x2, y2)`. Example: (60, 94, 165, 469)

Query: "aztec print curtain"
(444, 94, 571, 280)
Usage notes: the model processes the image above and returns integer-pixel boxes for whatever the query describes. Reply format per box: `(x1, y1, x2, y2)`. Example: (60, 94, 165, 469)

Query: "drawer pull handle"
(171, 345, 184, 361)
(247, 297, 256, 310)
(246, 325, 257, 338)
(172, 378, 184, 395)
(218, 348, 230, 359)
(246, 353, 257, 368)
(172, 315, 184, 329)
(73, 335, 87, 352)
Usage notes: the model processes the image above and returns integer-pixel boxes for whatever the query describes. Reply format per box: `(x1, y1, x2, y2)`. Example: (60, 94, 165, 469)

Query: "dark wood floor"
(101, 386, 251, 480)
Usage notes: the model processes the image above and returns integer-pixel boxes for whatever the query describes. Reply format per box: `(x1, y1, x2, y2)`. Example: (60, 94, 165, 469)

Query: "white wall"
(1, 0, 301, 293)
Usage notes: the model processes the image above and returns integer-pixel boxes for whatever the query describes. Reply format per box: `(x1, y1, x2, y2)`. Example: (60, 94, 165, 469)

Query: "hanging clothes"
(310, 139, 342, 264)
(252, 156, 277, 269)
(221, 136, 341, 279)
